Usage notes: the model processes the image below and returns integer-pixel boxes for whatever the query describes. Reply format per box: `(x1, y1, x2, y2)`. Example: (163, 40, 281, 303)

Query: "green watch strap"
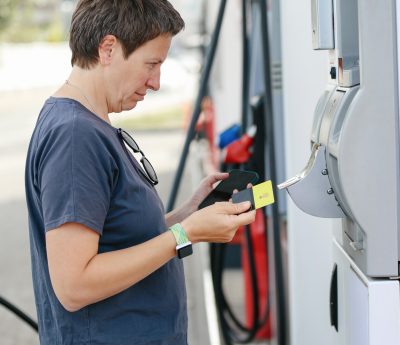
(170, 223, 189, 245)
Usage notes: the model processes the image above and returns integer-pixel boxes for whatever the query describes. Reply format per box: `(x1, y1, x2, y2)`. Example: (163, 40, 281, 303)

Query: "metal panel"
(311, 0, 335, 50)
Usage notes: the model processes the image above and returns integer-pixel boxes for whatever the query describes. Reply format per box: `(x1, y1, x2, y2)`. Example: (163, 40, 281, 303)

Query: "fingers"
(216, 201, 256, 227)
(207, 172, 229, 186)
(247, 183, 253, 189)
(216, 201, 251, 215)
(235, 209, 256, 225)
(186, 201, 256, 243)
(215, 171, 229, 180)
(228, 188, 239, 202)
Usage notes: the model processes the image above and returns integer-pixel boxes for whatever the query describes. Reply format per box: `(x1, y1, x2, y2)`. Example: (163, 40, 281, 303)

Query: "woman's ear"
(98, 35, 118, 65)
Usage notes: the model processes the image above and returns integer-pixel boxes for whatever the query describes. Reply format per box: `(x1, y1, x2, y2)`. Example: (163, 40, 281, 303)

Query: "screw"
(327, 188, 334, 195)
(322, 169, 328, 176)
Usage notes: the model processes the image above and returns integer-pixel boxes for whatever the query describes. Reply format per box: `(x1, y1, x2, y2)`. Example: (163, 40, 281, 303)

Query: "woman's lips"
(135, 92, 146, 101)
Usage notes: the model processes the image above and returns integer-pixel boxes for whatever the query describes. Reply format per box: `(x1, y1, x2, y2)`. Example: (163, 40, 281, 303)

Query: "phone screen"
(198, 170, 259, 209)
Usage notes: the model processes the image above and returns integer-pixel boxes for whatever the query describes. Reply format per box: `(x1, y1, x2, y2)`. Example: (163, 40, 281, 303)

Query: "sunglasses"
(117, 128, 159, 186)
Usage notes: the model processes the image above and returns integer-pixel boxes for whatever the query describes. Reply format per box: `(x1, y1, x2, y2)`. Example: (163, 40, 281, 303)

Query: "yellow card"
(253, 180, 275, 209)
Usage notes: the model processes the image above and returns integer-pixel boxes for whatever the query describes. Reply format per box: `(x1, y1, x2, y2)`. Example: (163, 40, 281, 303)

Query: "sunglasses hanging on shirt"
(117, 128, 159, 186)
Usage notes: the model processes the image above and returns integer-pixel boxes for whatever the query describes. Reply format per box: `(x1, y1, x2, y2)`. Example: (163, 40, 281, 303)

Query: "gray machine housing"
(279, 0, 400, 277)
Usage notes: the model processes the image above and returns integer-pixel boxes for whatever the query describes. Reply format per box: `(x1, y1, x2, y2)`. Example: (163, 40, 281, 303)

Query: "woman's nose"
(146, 72, 161, 91)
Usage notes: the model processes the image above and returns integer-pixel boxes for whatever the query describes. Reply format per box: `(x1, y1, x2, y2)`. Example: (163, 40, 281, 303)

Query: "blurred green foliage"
(0, 0, 69, 42)
(0, 0, 16, 33)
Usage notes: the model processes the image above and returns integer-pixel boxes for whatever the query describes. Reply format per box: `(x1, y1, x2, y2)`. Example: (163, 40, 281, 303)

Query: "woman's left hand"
(165, 172, 229, 227)
(186, 172, 229, 212)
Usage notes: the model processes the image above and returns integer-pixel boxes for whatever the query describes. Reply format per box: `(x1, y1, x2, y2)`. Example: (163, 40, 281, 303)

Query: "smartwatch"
(169, 223, 193, 259)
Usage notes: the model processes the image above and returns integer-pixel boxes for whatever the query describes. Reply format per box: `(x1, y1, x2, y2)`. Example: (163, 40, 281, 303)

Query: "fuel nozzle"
(223, 125, 257, 164)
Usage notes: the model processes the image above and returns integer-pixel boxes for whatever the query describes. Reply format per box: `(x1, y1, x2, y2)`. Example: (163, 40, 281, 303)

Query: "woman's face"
(105, 34, 172, 113)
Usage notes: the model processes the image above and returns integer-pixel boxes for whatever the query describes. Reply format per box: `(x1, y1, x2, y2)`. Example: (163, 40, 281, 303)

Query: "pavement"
(0, 87, 49, 345)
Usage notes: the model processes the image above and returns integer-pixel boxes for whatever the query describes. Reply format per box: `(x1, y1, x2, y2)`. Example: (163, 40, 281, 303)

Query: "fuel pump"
(206, 0, 287, 343)
(167, 0, 288, 344)
(211, 97, 272, 345)
(279, 1, 400, 344)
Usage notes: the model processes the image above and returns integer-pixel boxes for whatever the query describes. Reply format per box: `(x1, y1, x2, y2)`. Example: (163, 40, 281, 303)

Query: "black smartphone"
(198, 169, 259, 209)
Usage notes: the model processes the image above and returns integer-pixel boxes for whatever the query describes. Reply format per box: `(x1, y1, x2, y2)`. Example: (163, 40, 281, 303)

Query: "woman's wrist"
(180, 219, 197, 244)
(169, 223, 193, 259)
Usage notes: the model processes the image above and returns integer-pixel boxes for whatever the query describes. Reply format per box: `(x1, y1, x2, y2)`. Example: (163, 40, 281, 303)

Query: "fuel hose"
(0, 295, 38, 332)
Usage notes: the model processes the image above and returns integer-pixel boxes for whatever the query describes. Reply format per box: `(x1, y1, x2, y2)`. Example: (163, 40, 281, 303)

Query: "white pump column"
(281, 0, 400, 344)
(280, 1, 334, 344)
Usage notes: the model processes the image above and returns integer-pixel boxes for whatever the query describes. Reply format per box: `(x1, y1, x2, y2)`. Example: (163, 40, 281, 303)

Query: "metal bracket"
(278, 144, 345, 218)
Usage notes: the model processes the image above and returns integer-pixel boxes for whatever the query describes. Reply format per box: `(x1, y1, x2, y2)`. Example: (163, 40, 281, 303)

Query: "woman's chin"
(121, 101, 138, 112)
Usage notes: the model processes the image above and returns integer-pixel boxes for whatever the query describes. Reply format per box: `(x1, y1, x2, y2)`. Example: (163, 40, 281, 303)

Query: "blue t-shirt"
(25, 97, 188, 345)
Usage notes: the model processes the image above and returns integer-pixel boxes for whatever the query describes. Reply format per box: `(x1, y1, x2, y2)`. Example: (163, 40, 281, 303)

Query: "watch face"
(177, 244, 193, 259)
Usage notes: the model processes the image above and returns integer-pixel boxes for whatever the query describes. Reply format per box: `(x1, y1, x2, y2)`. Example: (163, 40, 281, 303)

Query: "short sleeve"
(37, 112, 117, 234)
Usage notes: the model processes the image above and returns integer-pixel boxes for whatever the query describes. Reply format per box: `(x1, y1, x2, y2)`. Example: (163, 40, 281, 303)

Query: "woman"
(25, 1, 256, 344)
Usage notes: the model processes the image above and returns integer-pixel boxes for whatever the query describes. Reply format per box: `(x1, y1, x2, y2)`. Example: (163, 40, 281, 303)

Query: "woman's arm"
(46, 223, 176, 312)
(165, 199, 195, 227)
(47, 201, 254, 312)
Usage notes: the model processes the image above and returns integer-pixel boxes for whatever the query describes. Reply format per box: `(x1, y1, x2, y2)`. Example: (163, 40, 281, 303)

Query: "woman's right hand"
(180, 201, 256, 243)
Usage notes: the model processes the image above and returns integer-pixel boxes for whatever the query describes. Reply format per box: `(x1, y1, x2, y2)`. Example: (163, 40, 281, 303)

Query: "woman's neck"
(54, 67, 111, 124)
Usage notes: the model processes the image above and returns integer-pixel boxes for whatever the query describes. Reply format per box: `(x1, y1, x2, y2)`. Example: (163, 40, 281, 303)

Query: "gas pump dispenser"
(279, 1, 400, 344)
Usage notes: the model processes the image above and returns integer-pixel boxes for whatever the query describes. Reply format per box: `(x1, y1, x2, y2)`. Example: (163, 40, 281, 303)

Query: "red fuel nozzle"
(223, 125, 257, 164)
